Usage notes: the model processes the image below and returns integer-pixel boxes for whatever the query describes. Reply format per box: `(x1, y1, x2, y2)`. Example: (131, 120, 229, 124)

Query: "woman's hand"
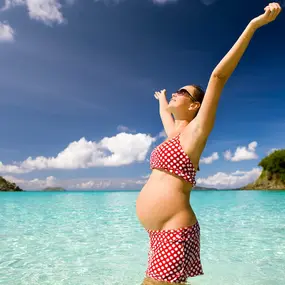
(251, 2, 282, 29)
(154, 89, 167, 100)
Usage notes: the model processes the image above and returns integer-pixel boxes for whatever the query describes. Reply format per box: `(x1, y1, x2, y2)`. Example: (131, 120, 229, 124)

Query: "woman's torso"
(136, 123, 208, 231)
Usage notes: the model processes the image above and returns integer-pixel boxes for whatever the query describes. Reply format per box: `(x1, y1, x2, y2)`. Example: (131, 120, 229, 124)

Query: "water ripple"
(0, 191, 285, 285)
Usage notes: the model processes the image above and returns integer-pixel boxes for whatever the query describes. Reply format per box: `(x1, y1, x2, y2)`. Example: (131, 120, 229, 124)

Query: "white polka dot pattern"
(149, 134, 197, 186)
(145, 222, 203, 283)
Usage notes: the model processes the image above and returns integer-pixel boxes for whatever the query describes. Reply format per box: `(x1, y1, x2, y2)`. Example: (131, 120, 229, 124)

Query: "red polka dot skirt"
(145, 221, 203, 283)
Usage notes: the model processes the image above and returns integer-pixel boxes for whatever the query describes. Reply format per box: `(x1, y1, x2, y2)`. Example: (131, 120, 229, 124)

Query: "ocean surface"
(1, 190, 285, 285)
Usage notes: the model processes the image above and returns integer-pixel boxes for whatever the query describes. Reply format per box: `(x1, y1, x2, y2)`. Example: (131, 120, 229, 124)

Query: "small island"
(42, 187, 66, 191)
(241, 149, 285, 190)
(0, 176, 23, 191)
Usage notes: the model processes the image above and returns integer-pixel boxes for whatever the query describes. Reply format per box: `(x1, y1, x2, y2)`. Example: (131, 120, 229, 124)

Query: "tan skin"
(137, 88, 208, 285)
(136, 85, 207, 231)
(136, 3, 282, 285)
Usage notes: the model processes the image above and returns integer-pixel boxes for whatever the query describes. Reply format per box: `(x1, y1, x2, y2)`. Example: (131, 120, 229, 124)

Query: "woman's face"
(168, 86, 196, 109)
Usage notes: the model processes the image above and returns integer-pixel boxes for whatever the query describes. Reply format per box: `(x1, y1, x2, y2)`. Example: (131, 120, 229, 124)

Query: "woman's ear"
(196, 101, 201, 110)
(188, 101, 200, 111)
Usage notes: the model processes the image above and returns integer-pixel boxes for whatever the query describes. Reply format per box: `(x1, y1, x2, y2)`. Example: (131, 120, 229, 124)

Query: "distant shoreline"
(2, 189, 284, 192)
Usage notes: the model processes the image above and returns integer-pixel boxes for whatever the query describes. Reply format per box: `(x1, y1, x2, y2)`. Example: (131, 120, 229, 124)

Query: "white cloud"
(135, 173, 151, 185)
(1, 0, 24, 10)
(5, 166, 262, 190)
(30, 176, 56, 187)
(117, 125, 136, 133)
(0, 0, 220, 33)
(0, 163, 25, 174)
(3, 175, 146, 190)
(120, 182, 126, 188)
(27, 0, 64, 24)
(157, 130, 167, 139)
(223, 150, 232, 161)
(0, 22, 15, 42)
(248, 141, 257, 152)
(141, 174, 150, 179)
(4, 175, 57, 189)
(197, 167, 262, 189)
(74, 180, 112, 190)
(223, 141, 258, 162)
(1, 0, 65, 25)
(71, 178, 147, 190)
(267, 148, 280, 155)
(135, 180, 147, 185)
(152, 130, 166, 143)
(200, 152, 219, 164)
(4, 175, 113, 190)
(0, 132, 156, 174)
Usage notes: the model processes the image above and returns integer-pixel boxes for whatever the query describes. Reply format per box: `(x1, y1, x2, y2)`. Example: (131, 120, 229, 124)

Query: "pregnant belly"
(136, 170, 196, 231)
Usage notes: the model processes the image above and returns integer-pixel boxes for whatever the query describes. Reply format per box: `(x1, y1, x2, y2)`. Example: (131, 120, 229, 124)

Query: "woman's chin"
(167, 104, 176, 111)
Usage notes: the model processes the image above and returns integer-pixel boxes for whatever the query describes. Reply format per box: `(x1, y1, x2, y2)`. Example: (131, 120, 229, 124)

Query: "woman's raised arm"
(196, 2, 282, 136)
(154, 89, 175, 137)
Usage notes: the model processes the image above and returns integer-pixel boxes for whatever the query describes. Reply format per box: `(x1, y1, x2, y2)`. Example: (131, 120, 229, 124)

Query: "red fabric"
(150, 134, 197, 186)
(146, 222, 203, 283)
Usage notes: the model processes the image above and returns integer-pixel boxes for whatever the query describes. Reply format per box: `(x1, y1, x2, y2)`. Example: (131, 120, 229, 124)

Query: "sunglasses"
(175, 89, 197, 102)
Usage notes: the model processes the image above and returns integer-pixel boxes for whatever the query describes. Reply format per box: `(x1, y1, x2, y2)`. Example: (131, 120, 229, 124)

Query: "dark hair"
(191, 84, 205, 118)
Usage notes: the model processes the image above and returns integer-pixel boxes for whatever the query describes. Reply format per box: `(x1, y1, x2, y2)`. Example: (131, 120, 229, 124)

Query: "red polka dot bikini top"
(150, 134, 198, 186)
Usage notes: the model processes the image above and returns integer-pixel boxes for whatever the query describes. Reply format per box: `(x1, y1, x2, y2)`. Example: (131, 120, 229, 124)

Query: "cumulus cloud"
(0, 0, 220, 38)
(4, 175, 57, 189)
(5, 175, 113, 190)
(223, 141, 258, 162)
(141, 174, 150, 179)
(197, 167, 262, 189)
(200, 152, 219, 164)
(4, 175, 149, 190)
(0, 22, 15, 42)
(135, 180, 147, 185)
(72, 178, 147, 190)
(0, 133, 156, 174)
(72, 178, 148, 190)
(267, 148, 280, 155)
(5, 166, 262, 191)
(157, 130, 167, 139)
(117, 125, 136, 133)
(1, 0, 65, 25)
(74, 180, 112, 190)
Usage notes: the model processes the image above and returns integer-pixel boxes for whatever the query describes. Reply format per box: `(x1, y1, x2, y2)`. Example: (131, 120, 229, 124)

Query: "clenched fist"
(251, 2, 282, 29)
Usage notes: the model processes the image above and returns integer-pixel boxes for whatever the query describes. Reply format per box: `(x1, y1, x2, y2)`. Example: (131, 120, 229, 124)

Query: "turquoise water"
(1, 190, 285, 285)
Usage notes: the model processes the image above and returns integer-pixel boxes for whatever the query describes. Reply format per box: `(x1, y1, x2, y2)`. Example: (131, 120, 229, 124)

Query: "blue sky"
(0, 0, 284, 190)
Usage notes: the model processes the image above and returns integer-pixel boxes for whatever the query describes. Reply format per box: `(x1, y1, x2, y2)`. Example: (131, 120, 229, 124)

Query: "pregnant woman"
(136, 3, 282, 285)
